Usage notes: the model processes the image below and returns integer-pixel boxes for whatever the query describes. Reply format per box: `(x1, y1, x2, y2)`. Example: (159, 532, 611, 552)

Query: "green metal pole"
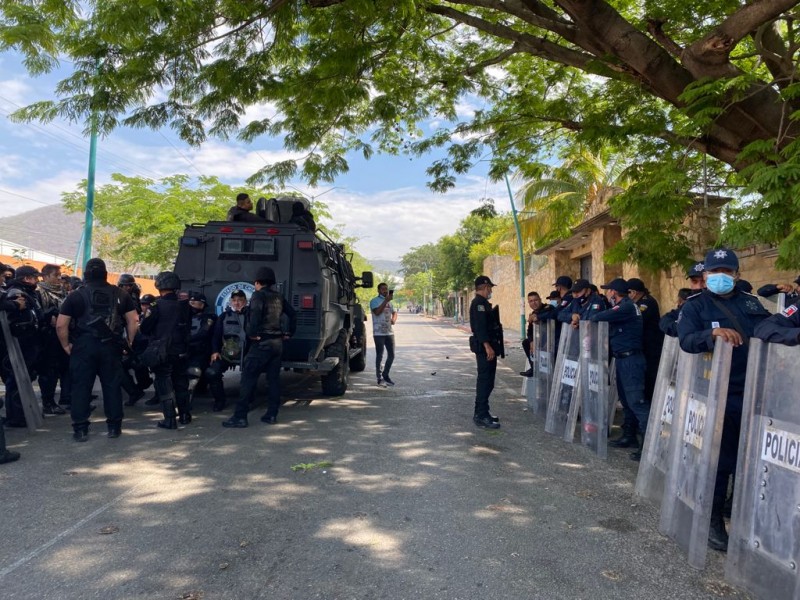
(505, 173, 526, 341)
(82, 121, 98, 270)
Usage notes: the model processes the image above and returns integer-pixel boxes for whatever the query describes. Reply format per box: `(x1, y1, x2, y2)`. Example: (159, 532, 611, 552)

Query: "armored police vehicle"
(173, 196, 373, 396)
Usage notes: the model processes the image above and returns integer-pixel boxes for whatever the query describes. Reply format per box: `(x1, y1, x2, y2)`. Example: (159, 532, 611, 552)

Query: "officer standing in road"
(222, 267, 296, 428)
(677, 248, 770, 551)
(56, 258, 139, 441)
(207, 289, 249, 412)
(591, 277, 648, 461)
(140, 272, 193, 429)
(469, 275, 502, 429)
(37, 263, 70, 414)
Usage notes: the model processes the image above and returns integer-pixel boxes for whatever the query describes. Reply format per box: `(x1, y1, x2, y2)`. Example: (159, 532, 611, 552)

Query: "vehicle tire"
(349, 317, 367, 372)
(321, 330, 349, 396)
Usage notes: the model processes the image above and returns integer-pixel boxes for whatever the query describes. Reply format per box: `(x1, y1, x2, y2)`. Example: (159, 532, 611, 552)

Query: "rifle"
(491, 305, 505, 358)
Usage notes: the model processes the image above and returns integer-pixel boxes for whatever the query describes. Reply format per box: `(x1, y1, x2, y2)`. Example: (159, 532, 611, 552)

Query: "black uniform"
(36, 281, 70, 412)
(2, 278, 43, 427)
(754, 300, 800, 345)
(522, 305, 553, 370)
(232, 287, 296, 422)
(659, 308, 680, 337)
(140, 293, 192, 427)
(61, 283, 136, 435)
(469, 294, 502, 421)
(677, 289, 770, 516)
(633, 294, 663, 402)
(226, 205, 262, 222)
(207, 306, 248, 411)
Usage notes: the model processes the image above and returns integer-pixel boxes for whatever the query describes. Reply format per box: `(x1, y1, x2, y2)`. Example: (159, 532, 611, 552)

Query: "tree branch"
(646, 18, 683, 58)
(463, 45, 523, 76)
(425, 4, 595, 70)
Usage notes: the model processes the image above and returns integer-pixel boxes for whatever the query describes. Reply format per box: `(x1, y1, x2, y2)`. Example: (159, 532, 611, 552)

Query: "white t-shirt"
(370, 294, 397, 336)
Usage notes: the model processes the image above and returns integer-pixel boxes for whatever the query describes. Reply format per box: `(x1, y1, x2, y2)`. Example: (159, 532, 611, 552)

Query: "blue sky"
(0, 51, 510, 263)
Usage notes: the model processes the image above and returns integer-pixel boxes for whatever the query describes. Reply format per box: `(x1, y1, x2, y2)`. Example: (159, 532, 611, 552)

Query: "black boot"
(107, 422, 122, 438)
(157, 399, 178, 430)
(72, 424, 89, 443)
(708, 511, 729, 552)
(0, 425, 20, 463)
(629, 438, 643, 462)
(178, 412, 192, 425)
(610, 424, 639, 448)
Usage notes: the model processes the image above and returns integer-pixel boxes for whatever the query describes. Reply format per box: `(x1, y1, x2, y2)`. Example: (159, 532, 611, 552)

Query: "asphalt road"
(0, 314, 748, 599)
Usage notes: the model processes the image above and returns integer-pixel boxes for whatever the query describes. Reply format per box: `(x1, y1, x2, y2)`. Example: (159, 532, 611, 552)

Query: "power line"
(158, 131, 204, 177)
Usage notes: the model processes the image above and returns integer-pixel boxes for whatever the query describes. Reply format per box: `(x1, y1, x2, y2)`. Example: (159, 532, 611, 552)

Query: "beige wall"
(483, 246, 798, 336)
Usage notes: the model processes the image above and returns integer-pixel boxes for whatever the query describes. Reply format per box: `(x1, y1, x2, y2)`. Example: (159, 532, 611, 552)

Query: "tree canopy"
(5, 0, 800, 266)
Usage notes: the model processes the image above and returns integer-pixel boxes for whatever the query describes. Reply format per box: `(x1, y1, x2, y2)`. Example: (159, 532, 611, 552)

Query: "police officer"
(659, 288, 692, 337)
(677, 248, 770, 551)
(757, 275, 799, 303)
(591, 277, 648, 460)
(117, 273, 141, 312)
(560, 278, 606, 330)
(754, 298, 800, 343)
(627, 277, 663, 406)
(222, 267, 296, 428)
(537, 275, 574, 352)
(37, 263, 70, 414)
(140, 271, 192, 429)
(0, 281, 28, 439)
(686, 261, 706, 291)
(56, 258, 139, 441)
(2, 265, 45, 428)
(186, 291, 216, 402)
(207, 289, 249, 412)
(469, 275, 502, 429)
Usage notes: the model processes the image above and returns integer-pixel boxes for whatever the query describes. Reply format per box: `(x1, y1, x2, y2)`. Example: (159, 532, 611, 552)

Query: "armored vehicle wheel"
(321, 330, 350, 396)
(349, 317, 367, 372)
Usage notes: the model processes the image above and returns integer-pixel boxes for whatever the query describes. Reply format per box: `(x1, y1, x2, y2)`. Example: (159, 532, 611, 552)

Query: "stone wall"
(483, 247, 798, 336)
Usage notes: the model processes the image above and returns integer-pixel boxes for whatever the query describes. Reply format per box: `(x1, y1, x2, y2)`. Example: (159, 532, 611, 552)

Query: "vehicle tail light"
(301, 294, 315, 309)
(219, 226, 233, 233)
(297, 240, 314, 250)
(243, 227, 256, 234)
(266, 228, 280, 235)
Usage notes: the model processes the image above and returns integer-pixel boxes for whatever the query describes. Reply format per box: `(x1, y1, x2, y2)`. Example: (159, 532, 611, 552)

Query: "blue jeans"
(374, 335, 395, 380)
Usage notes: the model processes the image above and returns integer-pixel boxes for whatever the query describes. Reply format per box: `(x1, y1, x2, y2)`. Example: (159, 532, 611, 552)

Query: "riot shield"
(659, 338, 733, 569)
(545, 326, 581, 439)
(760, 292, 786, 315)
(578, 321, 609, 458)
(607, 357, 618, 431)
(0, 312, 42, 432)
(635, 336, 681, 504)
(725, 339, 800, 599)
(527, 320, 554, 415)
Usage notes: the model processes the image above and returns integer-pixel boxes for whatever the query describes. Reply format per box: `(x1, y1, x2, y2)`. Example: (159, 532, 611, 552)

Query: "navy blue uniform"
(757, 283, 798, 303)
(754, 301, 800, 345)
(634, 294, 663, 402)
(591, 297, 649, 434)
(677, 288, 770, 510)
(659, 308, 680, 337)
(470, 294, 500, 419)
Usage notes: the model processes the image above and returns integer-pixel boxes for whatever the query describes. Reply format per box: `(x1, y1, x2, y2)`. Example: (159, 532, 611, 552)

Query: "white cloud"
(0, 79, 35, 106)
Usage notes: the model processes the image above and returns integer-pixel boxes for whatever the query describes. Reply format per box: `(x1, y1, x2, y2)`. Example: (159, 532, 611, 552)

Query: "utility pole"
(82, 60, 101, 272)
(505, 174, 527, 340)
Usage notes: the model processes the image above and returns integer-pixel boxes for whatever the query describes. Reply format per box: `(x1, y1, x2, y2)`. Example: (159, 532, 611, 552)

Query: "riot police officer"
(207, 289, 248, 412)
(754, 298, 800, 343)
(186, 291, 216, 404)
(37, 263, 70, 414)
(591, 277, 648, 460)
(560, 279, 606, 330)
(677, 248, 770, 551)
(139, 271, 192, 429)
(627, 278, 663, 406)
(222, 267, 296, 428)
(469, 275, 502, 429)
(520, 291, 552, 377)
(117, 273, 141, 312)
(56, 258, 139, 441)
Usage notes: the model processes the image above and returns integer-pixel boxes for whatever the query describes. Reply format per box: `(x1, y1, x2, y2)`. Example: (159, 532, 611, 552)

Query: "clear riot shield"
(659, 338, 733, 569)
(635, 336, 681, 503)
(545, 326, 581, 439)
(0, 311, 42, 432)
(578, 321, 609, 458)
(526, 320, 554, 415)
(726, 339, 800, 599)
(760, 292, 786, 315)
(607, 357, 618, 431)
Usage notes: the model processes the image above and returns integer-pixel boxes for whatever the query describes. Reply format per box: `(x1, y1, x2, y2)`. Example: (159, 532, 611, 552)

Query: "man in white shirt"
(369, 283, 398, 386)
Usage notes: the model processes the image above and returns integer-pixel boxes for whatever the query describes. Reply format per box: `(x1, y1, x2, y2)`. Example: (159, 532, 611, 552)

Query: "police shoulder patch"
(612, 305, 620, 311)
(639, 304, 648, 311)
(477, 305, 485, 312)
(782, 304, 798, 317)
(561, 300, 568, 307)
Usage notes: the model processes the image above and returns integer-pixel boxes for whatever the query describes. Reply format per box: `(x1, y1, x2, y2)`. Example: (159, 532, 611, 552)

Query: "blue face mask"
(549, 300, 558, 307)
(707, 273, 735, 295)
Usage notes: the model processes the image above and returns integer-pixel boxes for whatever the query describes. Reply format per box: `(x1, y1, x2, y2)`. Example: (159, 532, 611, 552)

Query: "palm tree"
(513, 148, 630, 252)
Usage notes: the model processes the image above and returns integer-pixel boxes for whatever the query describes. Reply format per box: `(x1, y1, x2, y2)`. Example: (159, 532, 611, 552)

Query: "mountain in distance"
(368, 259, 403, 281)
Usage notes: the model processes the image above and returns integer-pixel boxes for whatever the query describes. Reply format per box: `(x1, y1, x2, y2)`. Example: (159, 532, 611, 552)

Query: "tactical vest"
(254, 290, 285, 337)
(190, 314, 203, 337)
(75, 285, 121, 340)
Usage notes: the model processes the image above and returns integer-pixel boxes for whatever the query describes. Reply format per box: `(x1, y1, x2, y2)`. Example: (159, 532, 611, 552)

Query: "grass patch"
(291, 461, 334, 473)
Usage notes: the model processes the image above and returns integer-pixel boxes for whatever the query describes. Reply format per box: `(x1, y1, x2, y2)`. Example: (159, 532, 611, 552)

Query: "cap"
(15, 265, 41, 279)
(736, 279, 753, 293)
(686, 261, 705, 279)
(601, 277, 629, 294)
(474, 275, 496, 288)
(704, 248, 739, 271)
(627, 277, 647, 293)
(570, 278, 591, 293)
(188, 291, 208, 304)
(255, 266, 276, 285)
(546, 290, 561, 300)
(230, 290, 247, 299)
(553, 275, 573, 289)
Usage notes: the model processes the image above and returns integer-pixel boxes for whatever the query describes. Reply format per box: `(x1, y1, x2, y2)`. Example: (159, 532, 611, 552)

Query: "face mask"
(549, 300, 558, 307)
(487, 292, 493, 300)
(706, 273, 735, 295)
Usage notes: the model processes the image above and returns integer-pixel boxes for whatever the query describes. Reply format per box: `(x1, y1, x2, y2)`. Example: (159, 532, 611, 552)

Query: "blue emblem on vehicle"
(215, 282, 255, 315)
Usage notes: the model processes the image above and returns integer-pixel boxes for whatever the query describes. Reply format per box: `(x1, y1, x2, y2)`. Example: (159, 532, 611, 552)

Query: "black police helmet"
(154, 271, 181, 291)
(140, 293, 156, 305)
(255, 267, 276, 285)
(118, 273, 136, 286)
